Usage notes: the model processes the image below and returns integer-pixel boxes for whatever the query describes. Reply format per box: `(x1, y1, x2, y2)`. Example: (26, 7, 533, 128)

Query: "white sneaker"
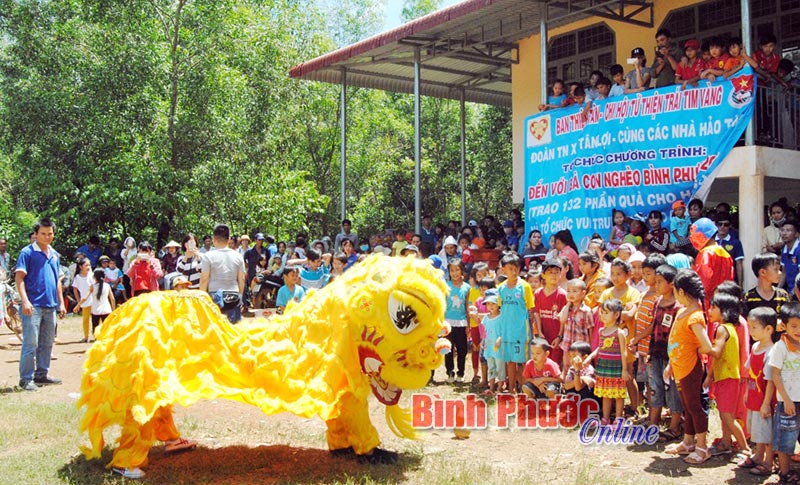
(112, 467, 145, 479)
(446, 374, 455, 384)
(455, 375, 464, 384)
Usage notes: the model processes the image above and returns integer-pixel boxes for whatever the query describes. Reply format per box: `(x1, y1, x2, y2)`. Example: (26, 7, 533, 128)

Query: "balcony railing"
(753, 82, 800, 151)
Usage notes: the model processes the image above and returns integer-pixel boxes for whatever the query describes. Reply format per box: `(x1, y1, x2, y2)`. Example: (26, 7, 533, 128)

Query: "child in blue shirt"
(445, 258, 470, 384)
(287, 248, 330, 291)
(670, 200, 691, 252)
(275, 267, 306, 313)
(497, 252, 536, 393)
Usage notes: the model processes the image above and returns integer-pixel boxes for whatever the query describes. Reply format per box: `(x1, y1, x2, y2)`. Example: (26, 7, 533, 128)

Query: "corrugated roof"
(289, 0, 548, 107)
(289, 0, 654, 107)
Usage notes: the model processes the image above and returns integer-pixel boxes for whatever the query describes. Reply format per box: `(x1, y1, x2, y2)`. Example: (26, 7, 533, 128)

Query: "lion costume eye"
(388, 294, 419, 334)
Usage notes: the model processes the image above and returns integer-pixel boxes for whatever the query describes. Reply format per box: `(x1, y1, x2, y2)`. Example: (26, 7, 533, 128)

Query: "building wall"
(511, 0, 705, 202)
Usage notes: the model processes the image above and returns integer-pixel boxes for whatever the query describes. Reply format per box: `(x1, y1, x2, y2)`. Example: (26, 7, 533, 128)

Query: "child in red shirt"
(700, 36, 730, 81)
(534, 259, 568, 365)
(521, 339, 562, 399)
(675, 39, 704, 89)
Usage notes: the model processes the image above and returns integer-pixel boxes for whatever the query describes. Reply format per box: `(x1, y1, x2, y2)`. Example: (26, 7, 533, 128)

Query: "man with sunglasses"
(715, 212, 744, 287)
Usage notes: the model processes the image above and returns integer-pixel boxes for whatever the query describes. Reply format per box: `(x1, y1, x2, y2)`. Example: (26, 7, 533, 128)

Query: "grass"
(0, 318, 770, 484)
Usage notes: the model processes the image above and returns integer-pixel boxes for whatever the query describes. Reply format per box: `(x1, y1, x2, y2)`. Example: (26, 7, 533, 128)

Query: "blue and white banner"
(524, 66, 756, 249)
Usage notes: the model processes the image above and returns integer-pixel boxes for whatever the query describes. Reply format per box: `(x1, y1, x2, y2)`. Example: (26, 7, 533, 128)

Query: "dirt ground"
(0, 315, 789, 484)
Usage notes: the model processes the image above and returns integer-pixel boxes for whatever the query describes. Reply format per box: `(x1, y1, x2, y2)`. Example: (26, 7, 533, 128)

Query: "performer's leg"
(325, 392, 380, 455)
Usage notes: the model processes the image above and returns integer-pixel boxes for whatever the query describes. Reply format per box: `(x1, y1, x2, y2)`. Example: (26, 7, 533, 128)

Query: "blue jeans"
(19, 306, 57, 381)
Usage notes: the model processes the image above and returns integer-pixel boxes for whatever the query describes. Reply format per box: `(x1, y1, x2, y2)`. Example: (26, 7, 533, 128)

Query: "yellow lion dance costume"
(78, 255, 449, 470)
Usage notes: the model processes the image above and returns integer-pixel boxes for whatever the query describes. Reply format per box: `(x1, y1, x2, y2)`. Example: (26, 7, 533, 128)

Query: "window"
(546, 23, 615, 85)
(660, 0, 800, 59)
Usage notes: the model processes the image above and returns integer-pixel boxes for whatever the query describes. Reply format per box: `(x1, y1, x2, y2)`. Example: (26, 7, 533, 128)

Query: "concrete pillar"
(739, 173, 764, 290)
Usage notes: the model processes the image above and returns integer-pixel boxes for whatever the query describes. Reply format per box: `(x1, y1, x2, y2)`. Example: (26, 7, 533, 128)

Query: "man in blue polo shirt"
(15, 218, 66, 391)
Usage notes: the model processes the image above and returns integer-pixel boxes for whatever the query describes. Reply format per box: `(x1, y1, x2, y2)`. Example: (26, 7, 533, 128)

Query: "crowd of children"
(421, 197, 800, 481)
(539, 31, 798, 147)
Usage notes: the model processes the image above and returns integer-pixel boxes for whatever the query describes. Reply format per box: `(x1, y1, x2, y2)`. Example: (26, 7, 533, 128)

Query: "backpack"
(131, 259, 153, 295)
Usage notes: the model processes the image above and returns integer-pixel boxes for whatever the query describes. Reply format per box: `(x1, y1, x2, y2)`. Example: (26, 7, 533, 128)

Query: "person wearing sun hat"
(690, 217, 734, 315)
(161, 240, 181, 274)
(400, 244, 421, 258)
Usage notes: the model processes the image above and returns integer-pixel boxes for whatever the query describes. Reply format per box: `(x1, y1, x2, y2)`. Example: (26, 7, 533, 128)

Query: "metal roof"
(289, 0, 654, 107)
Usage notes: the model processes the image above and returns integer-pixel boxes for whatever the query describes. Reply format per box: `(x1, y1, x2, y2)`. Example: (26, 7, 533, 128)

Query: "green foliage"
(0, 0, 513, 254)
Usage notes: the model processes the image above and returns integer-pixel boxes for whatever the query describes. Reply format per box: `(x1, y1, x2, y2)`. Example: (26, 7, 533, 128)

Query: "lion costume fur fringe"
(77, 254, 450, 468)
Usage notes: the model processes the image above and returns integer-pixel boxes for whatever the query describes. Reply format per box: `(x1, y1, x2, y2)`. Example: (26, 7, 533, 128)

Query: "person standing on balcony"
(652, 29, 678, 88)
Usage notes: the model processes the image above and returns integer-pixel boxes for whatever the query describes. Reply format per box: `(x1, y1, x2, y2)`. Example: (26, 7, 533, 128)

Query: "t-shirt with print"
(534, 287, 567, 344)
(675, 58, 704, 81)
(754, 50, 780, 74)
(649, 299, 682, 360)
(483, 314, 502, 360)
(744, 286, 790, 315)
(768, 338, 800, 402)
(523, 357, 561, 379)
(445, 280, 470, 325)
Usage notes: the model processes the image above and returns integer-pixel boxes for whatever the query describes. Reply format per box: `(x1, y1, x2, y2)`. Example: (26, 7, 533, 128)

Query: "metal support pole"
(340, 68, 347, 220)
(539, 13, 548, 107)
(460, 89, 467, 226)
(414, 48, 422, 234)
(742, 0, 754, 146)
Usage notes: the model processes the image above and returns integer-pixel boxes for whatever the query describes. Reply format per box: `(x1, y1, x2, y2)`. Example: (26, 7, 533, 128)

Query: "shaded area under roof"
(289, 0, 655, 107)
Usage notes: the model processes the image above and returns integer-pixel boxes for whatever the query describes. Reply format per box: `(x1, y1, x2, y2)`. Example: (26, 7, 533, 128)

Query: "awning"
(289, 0, 654, 107)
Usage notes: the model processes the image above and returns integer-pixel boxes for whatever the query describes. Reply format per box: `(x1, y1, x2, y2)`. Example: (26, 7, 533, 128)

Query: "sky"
(382, 0, 461, 31)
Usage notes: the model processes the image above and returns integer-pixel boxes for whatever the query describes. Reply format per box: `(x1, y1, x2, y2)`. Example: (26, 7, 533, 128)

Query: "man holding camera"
(652, 28, 679, 88)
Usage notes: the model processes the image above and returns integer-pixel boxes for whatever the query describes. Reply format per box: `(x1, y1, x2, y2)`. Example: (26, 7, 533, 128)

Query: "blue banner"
(524, 66, 756, 250)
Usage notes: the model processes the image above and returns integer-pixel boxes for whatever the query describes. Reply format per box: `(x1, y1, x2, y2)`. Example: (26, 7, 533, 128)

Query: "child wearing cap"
(481, 288, 505, 393)
(675, 39, 704, 89)
(534, 258, 568, 366)
(670, 200, 692, 253)
(624, 47, 652, 94)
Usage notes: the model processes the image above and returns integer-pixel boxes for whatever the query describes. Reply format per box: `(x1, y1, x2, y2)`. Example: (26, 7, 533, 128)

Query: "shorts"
(747, 409, 773, 445)
(635, 355, 647, 384)
(647, 356, 683, 413)
(772, 401, 800, 454)
(487, 357, 506, 381)
(502, 340, 528, 364)
(713, 378, 741, 414)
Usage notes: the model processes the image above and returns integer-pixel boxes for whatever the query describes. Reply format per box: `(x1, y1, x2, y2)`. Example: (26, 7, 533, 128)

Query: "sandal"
(164, 438, 197, 453)
(658, 428, 681, 443)
(683, 447, 711, 465)
(738, 457, 758, 469)
(708, 443, 732, 456)
(665, 441, 694, 455)
(791, 453, 800, 463)
(749, 462, 773, 476)
(779, 470, 800, 483)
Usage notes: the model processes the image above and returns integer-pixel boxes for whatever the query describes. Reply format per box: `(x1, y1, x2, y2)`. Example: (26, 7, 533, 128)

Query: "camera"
(626, 57, 638, 65)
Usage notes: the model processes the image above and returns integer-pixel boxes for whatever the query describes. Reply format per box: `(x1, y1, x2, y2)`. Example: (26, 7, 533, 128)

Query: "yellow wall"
(511, 0, 705, 201)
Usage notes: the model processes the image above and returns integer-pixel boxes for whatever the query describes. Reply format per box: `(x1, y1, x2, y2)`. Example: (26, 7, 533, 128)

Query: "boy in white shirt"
(769, 302, 800, 482)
